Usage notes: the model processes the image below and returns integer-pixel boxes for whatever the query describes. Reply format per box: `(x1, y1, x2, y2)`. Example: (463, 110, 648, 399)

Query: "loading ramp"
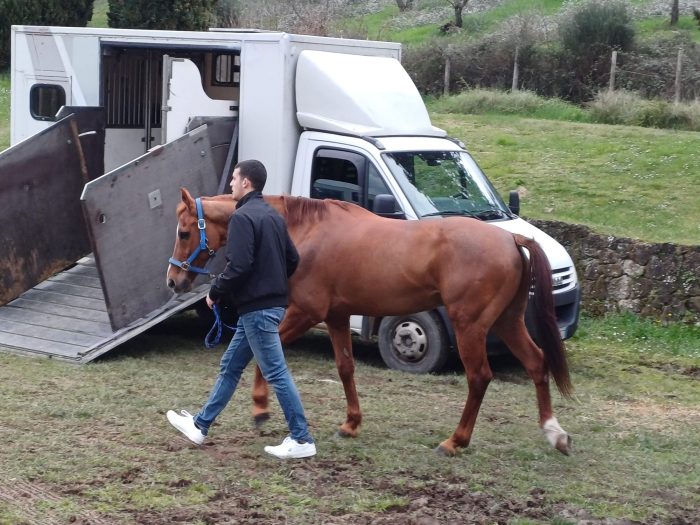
(0, 111, 234, 362)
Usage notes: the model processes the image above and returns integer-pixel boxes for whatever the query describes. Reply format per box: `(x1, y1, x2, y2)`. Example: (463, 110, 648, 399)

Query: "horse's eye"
(178, 231, 190, 240)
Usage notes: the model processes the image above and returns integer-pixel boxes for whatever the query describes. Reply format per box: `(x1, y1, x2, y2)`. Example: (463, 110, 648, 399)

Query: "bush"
(618, 34, 700, 101)
(402, 40, 447, 95)
(428, 88, 590, 122)
(559, 0, 635, 58)
(0, 0, 94, 69)
(588, 89, 700, 131)
(108, 0, 216, 30)
(556, 0, 635, 102)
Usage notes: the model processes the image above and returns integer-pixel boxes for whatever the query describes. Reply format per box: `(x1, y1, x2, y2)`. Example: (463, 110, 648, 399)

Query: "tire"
(378, 311, 450, 373)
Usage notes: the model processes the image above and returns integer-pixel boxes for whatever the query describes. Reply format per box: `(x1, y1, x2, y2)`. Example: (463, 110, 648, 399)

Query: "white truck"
(2, 26, 580, 370)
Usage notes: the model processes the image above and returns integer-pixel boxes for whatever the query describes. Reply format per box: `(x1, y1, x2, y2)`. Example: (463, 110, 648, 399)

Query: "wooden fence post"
(512, 46, 520, 92)
(444, 53, 451, 96)
(675, 47, 683, 103)
(609, 50, 617, 92)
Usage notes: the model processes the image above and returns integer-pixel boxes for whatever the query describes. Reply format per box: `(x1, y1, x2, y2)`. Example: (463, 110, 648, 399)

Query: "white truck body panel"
(296, 50, 445, 138)
(11, 26, 401, 194)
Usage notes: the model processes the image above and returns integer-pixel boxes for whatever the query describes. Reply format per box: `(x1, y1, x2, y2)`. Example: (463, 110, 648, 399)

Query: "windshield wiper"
(421, 210, 476, 218)
(472, 209, 507, 220)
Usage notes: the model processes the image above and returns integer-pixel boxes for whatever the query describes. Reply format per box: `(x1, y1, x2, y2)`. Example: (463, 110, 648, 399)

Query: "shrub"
(428, 88, 589, 122)
(108, 0, 216, 30)
(559, 0, 635, 58)
(402, 40, 447, 95)
(618, 34, 700, 101)
(588, 89, 700, 131)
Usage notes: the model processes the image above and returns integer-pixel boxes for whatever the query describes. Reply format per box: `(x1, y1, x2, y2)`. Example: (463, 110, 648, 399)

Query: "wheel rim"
(391, 320, 428, 362)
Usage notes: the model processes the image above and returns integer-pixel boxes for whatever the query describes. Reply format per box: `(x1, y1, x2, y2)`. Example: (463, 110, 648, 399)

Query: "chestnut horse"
(166, 188, 573, 456)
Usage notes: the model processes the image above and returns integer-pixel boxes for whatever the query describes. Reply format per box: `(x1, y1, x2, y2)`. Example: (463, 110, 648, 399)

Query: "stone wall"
(528, 219, 700, 324)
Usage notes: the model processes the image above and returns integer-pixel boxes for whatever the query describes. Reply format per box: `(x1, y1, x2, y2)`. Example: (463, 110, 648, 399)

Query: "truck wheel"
(378, 311, 450, 373)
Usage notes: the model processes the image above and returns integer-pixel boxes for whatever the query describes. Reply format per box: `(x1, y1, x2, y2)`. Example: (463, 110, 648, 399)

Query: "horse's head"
(166, 188, 229, 293)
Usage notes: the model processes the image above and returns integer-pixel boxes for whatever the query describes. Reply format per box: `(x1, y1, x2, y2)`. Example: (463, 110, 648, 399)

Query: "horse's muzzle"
(166, 274, 192, 294)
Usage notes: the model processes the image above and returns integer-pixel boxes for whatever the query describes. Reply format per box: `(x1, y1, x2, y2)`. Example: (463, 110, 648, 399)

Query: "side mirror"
(372, 194, 406, 219)
(508, 190, 520, 216)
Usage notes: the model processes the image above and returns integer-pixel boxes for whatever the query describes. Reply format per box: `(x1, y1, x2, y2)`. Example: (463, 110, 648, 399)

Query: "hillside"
(89, 0, 700, 45)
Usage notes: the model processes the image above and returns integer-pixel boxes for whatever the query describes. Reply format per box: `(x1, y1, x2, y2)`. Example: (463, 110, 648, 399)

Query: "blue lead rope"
(204, 304, 237, 348)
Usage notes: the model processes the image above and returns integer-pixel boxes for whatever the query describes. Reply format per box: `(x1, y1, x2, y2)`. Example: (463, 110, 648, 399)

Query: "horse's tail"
(514, 235, 573, 398)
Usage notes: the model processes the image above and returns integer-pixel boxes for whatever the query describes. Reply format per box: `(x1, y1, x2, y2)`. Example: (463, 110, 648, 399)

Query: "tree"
(0, 0, 94, 69)
(214, 0, 242, 28)
(446, 0, 469, 28)
(108, 0, 216, 30)
(671, 0, 679, 26)
(396, 0, 413, 12)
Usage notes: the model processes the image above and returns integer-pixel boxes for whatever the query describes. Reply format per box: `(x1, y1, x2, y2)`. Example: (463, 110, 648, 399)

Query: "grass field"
(431, 112, 700, 246)
(0, 312, 698, 524)
(88, 0, 109, 28)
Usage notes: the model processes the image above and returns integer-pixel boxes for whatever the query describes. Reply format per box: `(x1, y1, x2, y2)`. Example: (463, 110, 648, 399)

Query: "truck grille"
(551, 266, 576, 292)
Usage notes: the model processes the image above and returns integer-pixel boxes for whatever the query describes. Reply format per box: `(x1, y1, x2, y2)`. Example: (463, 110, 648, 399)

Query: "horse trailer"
(0, 26, 580, 370)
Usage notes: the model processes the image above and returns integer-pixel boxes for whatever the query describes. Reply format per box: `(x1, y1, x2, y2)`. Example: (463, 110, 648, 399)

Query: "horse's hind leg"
(438, 320, 492, 456)
(251, 305, 317, 429)
(492, 318, 571, 455)
(326, 315, 362, 437)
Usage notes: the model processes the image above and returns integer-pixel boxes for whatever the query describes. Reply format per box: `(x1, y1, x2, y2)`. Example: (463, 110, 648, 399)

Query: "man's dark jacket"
(208, 191, 299, 314)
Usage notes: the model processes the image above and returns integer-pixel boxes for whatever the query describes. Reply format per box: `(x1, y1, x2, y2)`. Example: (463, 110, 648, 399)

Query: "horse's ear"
(180, 187, 196, 214)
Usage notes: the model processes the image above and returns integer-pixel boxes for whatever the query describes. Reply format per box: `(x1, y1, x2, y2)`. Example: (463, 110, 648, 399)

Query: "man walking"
(167, 159, 316, 459)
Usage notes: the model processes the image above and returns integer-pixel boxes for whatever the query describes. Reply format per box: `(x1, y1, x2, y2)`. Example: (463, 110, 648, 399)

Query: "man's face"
(230, 168, 247, 201)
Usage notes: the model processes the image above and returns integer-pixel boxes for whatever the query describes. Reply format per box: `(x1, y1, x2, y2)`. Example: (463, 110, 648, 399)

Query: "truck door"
(161, 56, 238, 144)
(309, 148, 399, 213)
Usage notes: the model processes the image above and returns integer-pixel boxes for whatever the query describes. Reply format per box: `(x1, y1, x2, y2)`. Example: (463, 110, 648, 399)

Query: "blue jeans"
(194, 307, 314, 444)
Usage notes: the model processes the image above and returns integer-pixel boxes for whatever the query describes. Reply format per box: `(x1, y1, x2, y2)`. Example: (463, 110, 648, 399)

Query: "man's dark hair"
(235, 159, 267, 191)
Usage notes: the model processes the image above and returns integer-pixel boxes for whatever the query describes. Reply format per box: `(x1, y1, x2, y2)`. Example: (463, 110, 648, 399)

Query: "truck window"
(30, 84, 66, 121)
(310, 148, 397, 212)
(311, 150, 363, 205)
(212, 53, 240, 87)
(367, 164, 392, 211)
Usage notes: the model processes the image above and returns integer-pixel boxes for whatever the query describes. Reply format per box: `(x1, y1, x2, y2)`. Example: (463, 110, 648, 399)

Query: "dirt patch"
(0, 479, 114, 525)
(598, 399, 700, 435)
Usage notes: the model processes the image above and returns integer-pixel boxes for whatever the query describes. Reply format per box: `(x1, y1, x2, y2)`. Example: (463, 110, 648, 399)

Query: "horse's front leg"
(326, 316, 362, 437)
(250, 304, 317, 429)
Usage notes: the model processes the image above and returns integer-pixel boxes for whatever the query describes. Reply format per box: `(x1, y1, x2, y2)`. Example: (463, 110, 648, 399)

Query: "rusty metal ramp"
(0, 121, 231, 362)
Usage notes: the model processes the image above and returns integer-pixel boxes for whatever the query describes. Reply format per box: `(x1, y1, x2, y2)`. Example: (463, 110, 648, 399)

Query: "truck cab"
(291, 132, 580, 372)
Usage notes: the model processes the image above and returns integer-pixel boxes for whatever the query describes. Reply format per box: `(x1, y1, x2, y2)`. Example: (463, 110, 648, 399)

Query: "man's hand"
(206, 295, 216, 309)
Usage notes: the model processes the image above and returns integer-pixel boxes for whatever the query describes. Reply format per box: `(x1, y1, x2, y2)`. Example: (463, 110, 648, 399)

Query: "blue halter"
(169, 198, 216, 276)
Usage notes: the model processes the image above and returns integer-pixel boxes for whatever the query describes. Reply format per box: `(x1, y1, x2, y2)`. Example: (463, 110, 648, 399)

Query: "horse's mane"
(277, 196, 355, 227)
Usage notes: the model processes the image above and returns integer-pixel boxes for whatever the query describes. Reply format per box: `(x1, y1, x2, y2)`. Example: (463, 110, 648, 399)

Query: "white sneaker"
(167, 409, 205, 446)
(264, 436, 316, 459)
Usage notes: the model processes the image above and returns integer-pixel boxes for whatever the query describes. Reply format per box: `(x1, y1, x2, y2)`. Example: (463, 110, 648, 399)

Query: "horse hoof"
(555, 434, 572, 456)
(253, 413, 270, 429)
(336, 425, 358, 438)
(435, 442, 457, 457)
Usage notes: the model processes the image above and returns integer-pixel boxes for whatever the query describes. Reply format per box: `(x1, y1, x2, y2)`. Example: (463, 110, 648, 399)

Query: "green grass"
(428, 89, 591, 122)
(430, 111, 700, 245)
(0, 312, 697, 523)
(88, 0, 109, 28)
(0, 73, 9, 151)
(636, 15, 700, 43)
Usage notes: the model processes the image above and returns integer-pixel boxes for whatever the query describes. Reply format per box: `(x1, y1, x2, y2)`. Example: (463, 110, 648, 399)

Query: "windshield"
(382, 150, 511, 219)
